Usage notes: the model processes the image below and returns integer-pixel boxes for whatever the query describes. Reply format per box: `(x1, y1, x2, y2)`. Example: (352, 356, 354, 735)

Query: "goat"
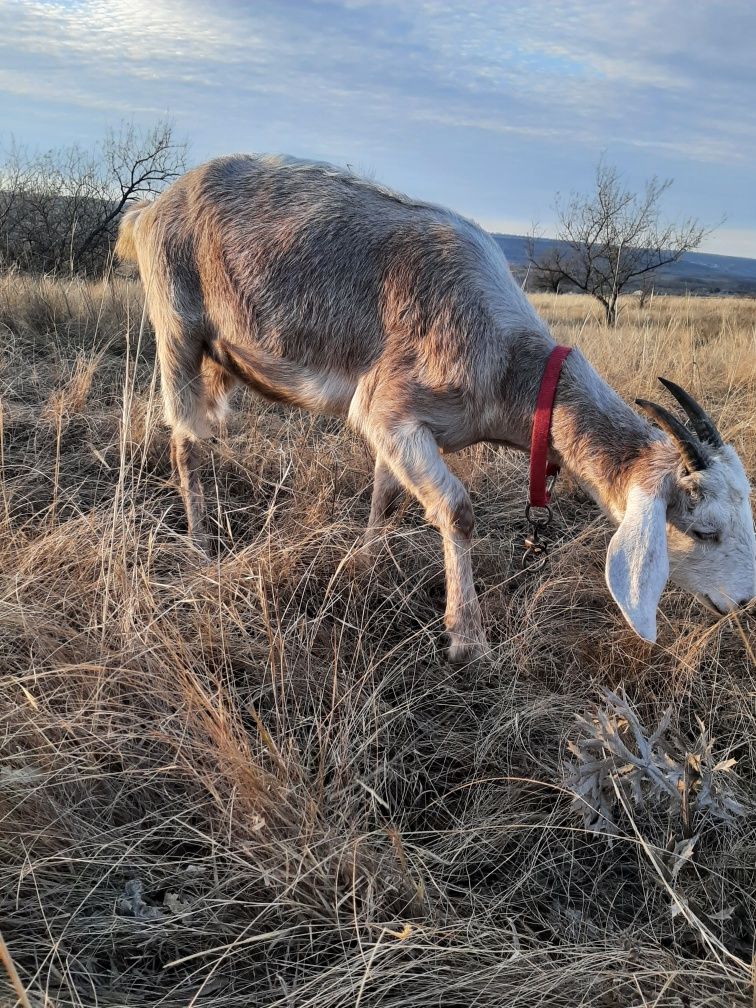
(116, 154, 756, 661)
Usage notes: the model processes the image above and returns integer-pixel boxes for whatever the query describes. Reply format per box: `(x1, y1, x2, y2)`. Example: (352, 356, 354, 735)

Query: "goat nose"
(738, 597, 754, 609)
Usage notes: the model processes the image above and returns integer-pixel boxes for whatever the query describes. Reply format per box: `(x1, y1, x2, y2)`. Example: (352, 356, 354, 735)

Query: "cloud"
(1, 0, 755, 256)
(4, 0, 754, 159)
(5, 0, 240, 63)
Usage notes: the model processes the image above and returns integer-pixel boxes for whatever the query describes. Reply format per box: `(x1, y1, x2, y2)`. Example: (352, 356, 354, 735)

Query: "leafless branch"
(0, 120, 187, 274)
(527, 158, 713, 324)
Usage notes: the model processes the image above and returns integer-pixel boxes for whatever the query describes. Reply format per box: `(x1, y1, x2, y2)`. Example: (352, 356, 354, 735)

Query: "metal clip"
(521, 533, 549, 570)
(521, 503, 554, 571)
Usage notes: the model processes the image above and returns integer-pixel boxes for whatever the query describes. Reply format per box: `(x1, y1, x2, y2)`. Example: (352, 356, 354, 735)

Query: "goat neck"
(545, 349, 668, 522)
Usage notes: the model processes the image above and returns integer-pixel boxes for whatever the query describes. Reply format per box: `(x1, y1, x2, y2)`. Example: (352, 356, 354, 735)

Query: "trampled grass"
(0, 275, 754, 1006)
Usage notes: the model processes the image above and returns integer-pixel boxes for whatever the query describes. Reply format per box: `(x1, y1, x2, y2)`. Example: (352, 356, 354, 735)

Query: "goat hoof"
(444, 627, 488, 665)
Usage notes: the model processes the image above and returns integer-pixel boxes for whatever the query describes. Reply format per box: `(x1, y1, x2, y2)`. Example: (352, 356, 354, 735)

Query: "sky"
(1, 0, 755, 257)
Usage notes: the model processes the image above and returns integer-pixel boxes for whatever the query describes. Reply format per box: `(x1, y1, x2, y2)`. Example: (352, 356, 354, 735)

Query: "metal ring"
(525, 503, 552, 527)
(521, 548, 549, 571)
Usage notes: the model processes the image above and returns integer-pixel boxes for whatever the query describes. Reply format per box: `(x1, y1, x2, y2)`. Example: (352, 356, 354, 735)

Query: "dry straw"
(0, 277, 754, 1006)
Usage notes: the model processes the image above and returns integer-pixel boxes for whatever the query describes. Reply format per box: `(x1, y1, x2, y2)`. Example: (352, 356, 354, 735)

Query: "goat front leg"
(367, 420, 486, 663)
(439, 521, 484, 664)
(170, 432, 208, 552)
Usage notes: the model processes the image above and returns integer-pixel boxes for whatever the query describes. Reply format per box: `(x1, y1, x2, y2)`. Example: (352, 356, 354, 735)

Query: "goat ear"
(605, 486, 669, 642)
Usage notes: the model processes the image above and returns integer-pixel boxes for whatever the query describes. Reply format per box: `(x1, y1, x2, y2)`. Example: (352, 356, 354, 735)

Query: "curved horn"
(657, 377, 723, 448)
(635, 399, 709, 472)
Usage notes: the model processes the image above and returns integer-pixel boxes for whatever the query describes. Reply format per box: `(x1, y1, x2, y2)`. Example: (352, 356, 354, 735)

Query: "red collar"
(528, 345, 572, 508)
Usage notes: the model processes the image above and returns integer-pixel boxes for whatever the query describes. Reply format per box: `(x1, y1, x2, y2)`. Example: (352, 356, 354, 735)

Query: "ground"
(0, 277, 754, 1007)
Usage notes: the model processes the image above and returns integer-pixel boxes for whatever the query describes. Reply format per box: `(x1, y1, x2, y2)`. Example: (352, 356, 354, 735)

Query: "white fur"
(607, 447, 755, 639)
(666, 446, 756, 614)
(606, 486, 670, 642)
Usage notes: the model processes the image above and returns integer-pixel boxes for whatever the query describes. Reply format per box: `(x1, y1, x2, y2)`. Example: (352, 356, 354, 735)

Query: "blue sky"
(2, 0, 755, 256)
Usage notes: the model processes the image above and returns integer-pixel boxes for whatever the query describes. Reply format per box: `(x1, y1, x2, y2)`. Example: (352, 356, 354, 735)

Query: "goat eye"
(692, 529, 721, 544)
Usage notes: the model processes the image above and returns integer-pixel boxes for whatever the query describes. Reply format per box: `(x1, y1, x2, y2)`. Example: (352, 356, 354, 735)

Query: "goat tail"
(115, 200, 150, 263)
(205, 337, 300, 407)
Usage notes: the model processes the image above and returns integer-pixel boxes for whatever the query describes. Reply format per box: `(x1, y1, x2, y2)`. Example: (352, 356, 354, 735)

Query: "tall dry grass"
(0, 276, 754, 1007)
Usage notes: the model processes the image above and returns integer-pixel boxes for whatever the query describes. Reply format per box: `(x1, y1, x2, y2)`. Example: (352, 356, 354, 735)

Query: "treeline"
(0, 121, 186, 275)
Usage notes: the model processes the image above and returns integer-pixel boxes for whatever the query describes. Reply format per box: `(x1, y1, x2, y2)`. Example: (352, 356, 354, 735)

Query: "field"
(0, 276, 755, 1007)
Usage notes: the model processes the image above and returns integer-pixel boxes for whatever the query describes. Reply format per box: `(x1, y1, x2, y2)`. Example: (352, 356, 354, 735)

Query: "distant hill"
(492, 234, 756, 296)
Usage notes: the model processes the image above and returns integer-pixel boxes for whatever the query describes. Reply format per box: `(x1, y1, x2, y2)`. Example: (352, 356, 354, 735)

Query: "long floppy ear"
(605, 486, 669, 642)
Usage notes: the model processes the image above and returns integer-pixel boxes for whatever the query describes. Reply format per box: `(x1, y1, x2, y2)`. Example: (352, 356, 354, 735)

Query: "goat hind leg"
(357, 455, 403, 565)
(150, 297, 210, 550)
(171, 432, 208, 550)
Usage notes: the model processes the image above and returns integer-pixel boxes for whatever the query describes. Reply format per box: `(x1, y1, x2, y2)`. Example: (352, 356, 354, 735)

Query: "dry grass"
(0, 275, 754, 1007)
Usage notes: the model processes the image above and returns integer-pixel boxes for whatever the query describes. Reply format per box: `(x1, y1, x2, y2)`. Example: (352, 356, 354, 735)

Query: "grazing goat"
(116, 155, 756, 661)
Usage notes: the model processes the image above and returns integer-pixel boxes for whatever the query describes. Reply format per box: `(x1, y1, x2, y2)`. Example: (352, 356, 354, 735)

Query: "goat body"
(118, 155, 756, 658)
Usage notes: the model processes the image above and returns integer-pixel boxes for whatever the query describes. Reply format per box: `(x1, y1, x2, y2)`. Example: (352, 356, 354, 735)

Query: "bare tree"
(634, 279, 654, 309)
(525, 243, 565, 293)
(527, 160, 710, 325)
(0, 120, 187, 274)
(4, 143, 105, 274)
(76, 121, 187, 266)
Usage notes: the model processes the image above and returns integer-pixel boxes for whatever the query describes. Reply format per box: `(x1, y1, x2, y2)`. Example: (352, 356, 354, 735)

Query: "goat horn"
(635, 399, 709, 472)
(657, 377, 723, 448)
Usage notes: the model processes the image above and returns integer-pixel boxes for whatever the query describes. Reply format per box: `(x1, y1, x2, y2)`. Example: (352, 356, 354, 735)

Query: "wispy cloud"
(1, 0, 755, 254)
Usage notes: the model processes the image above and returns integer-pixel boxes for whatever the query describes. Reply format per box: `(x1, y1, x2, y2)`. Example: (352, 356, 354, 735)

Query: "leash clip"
(521, 503, 553, 571)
